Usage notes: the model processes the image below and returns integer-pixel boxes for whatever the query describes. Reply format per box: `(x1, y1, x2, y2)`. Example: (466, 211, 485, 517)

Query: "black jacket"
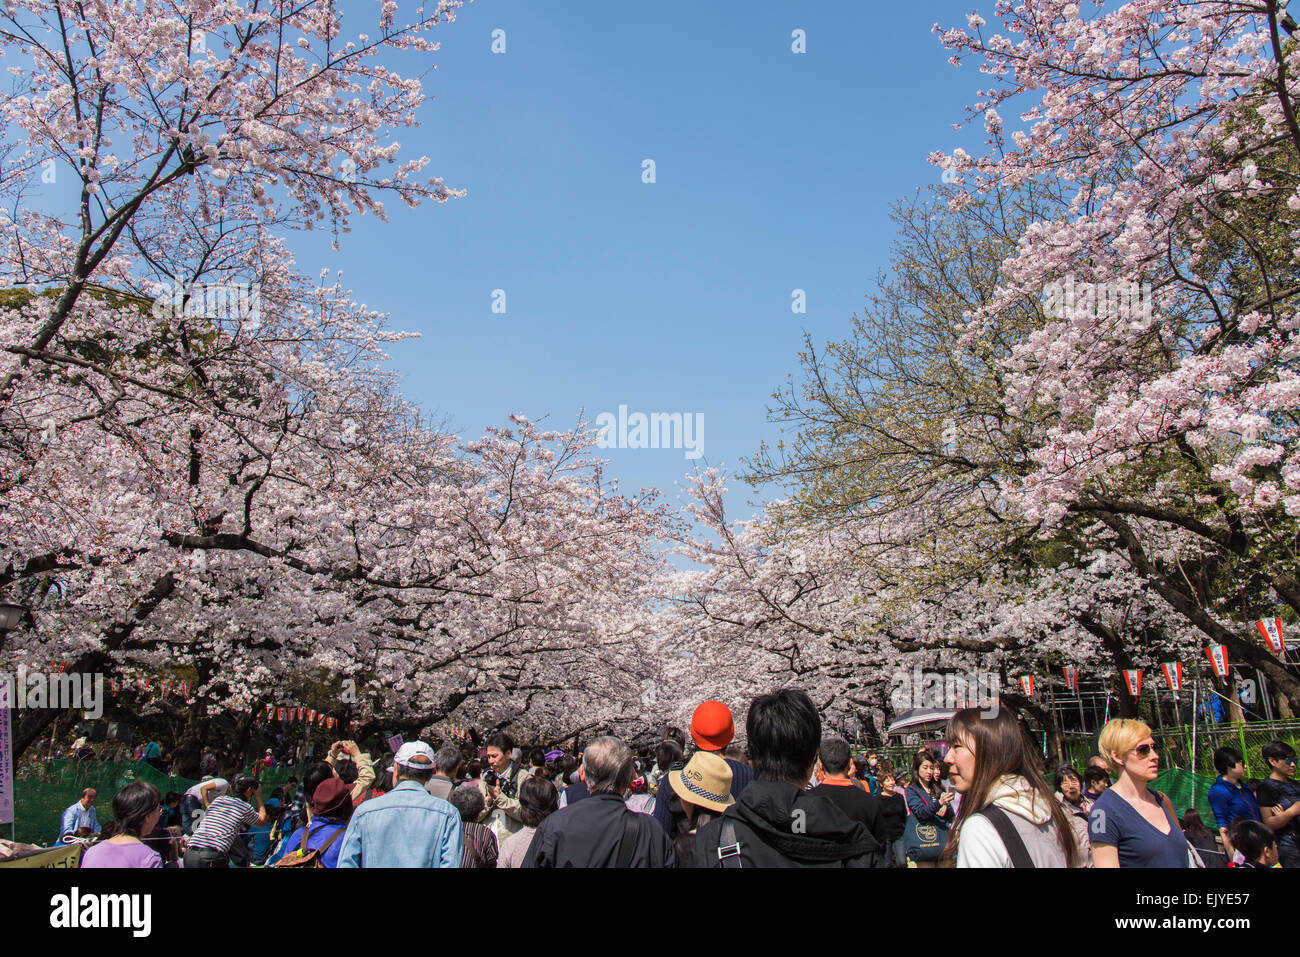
(523, 792, 677, 868)
(691, 780, 885, 868)
(812, 781, 890, 850)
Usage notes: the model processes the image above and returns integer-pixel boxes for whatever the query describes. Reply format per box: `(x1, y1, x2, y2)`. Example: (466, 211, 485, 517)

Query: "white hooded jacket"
(955, 774, 1073, 868)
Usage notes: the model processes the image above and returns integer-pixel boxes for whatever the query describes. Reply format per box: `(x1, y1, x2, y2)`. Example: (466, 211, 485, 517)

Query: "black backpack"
(713, 817, 884, 868)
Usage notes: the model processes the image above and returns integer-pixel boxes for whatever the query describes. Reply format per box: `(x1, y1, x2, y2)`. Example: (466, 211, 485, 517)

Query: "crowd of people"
(52, 689, 1300, 868)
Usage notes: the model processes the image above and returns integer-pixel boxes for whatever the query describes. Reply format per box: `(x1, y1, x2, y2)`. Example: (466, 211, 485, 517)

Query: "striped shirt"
(461, 822, 499, 868)
(188, 796, 259, 853)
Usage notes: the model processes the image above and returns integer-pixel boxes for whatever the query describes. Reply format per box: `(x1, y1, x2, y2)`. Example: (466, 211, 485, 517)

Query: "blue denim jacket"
(336, 780, 463, 868)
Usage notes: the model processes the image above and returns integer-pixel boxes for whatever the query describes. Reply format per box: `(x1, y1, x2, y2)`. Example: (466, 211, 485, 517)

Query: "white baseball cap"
(394, 741, 436, 770)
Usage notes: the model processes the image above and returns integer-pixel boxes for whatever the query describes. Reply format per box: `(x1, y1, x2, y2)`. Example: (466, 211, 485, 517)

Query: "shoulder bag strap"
(717, 818, 742, 868)
(1153, 789, 1179, 825)
(1153, 790, 1198, 866)
(979, 806, 1035, 869)
(317, 826, 345, 855)
(616, 810, 639, 868)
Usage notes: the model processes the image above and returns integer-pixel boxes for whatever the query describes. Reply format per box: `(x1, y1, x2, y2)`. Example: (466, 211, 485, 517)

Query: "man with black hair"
(1208, 746, 1261, 830)
(1230, 819, 1278, 868)
(690, 688, 885, 867)
(813, 737, 889, 849)
(1082, 764, 1110, 801)
(476, 731, 531, 844)
(1257, 740, 1300, 867)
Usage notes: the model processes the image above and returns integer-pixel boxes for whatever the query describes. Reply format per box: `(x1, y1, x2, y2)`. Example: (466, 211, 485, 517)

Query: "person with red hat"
(689, 700, 755, 798)
(271, 778, 354, 868)
(691, 689, 885, 867)
(652, 700, 754, 839)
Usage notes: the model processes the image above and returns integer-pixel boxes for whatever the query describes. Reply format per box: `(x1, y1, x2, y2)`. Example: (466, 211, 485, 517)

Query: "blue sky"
(295, 0, 998, 522)
(79, 1, 1000, 522)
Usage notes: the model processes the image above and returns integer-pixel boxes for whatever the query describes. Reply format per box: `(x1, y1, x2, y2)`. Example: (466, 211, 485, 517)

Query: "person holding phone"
(905, 749, 953, 867)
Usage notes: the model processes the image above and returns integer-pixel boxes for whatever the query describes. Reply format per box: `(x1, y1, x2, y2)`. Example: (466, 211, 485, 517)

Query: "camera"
(483, 768, 517, 798)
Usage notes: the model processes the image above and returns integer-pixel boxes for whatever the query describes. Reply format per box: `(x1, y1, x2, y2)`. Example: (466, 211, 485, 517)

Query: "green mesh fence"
(1060, 720, 1300, 779)
(1152, 768, 1216, 823)
(9, 759, 297, 847)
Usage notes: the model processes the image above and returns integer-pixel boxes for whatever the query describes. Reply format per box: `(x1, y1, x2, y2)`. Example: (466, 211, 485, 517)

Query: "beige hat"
(669, 751, 735, 813)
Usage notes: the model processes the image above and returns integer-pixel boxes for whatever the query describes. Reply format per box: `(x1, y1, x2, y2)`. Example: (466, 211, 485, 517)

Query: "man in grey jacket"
(427, 745, 462, 801)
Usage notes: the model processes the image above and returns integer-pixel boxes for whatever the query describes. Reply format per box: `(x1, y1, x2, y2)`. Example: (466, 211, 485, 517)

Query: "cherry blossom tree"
(0, 1, 686, 764)
(930, 0, 1300, 702)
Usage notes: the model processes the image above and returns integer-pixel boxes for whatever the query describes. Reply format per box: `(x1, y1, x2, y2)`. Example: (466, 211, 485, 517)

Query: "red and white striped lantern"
(1062, 665, 1078, 692)
(1019, 675, 1035, 697)
(1256, 618, 1286, 655)
(1122, 669, 1143, 696)
(1160, 662, 1183, 692)
(1205, 645, 1229, 679)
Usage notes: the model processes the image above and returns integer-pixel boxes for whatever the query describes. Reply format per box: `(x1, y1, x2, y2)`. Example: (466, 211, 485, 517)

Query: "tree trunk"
(12, 707, 63, 761)
(170, 709, 209, 779)
(1227, 673, 1246, 725)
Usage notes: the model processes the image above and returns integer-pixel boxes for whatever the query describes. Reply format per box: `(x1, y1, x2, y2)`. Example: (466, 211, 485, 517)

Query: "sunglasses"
(1131, 743, 1159, 758)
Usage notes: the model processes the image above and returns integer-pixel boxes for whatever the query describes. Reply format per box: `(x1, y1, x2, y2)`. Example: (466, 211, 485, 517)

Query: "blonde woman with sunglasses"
(1088, 719, 1197, 868)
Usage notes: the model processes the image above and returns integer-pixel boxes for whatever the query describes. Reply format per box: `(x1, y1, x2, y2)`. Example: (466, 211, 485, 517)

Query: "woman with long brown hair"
(939, 708, 1080, 867)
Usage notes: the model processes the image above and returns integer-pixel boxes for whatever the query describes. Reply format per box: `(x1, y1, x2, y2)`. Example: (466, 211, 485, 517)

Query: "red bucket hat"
(311, 778, 352, 819)
(691, 700, 735, 752)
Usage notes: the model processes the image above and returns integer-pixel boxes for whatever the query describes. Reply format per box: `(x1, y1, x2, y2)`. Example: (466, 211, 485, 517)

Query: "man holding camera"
(476, 732, 531, 844)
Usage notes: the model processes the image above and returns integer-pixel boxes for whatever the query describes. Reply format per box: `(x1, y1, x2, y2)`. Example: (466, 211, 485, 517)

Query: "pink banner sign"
(0, 681, 13, 825)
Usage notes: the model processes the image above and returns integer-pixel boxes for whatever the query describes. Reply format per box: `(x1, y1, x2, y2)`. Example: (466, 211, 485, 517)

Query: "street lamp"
(0, 601, 25, 652)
